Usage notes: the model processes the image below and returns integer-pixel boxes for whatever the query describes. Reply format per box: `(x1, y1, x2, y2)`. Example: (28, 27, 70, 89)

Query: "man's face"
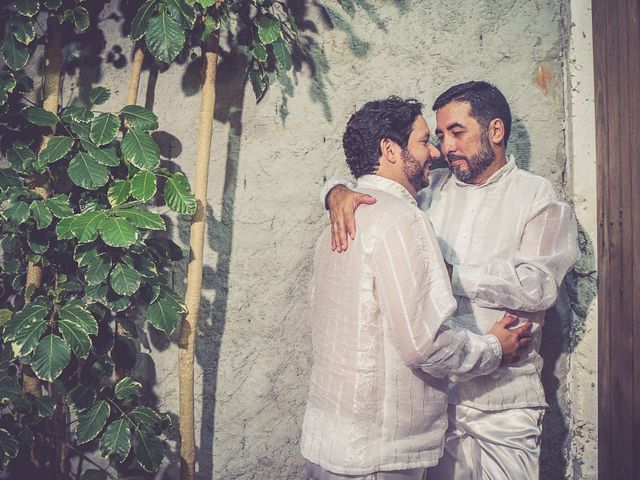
(435, 101, 495, 184)
(401, 115, 440, 191)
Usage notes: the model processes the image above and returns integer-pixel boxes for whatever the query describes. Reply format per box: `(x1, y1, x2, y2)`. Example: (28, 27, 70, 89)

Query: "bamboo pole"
(127, 44, 145, 105)
(178, 22, 221, 480)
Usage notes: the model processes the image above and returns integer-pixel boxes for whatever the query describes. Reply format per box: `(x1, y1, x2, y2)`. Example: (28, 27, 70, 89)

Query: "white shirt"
(421, 158, 580, 409)
(302, 175, 501, 475)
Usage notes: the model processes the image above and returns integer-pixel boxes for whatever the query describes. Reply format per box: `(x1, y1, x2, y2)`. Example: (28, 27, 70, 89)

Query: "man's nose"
(428, 144, 440, 159)
(440, 137, 455, 156)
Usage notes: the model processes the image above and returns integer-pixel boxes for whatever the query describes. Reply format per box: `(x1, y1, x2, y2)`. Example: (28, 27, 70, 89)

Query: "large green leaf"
(272, 38, 292, 71)
(70, 121, 92, 142)
(99, 418, 132, 462)
(3, 201, 30, 223)
(23, 106, 58, 126)
(0, 429, 19, 464)
(256, 14, 281, 45)
(90, 113, 120, 146)
(0, 169, 21, 189)
(28, 229, 49, 254)
(130, 406, 162, 433)
(70, 211, 106, 243)
(110, 262, 142, 296)
(7, 145, 35, 173)
(61, 106, 93, 124)
(117, 207, 165, 230)
(81, 141, 119, 167)
(1, 31, 29, 70)
(31, 335, 71, 382)
(59, 300, 98, 335)
(99, 217, 138, 248)
(74, 243, 99, 267)
(72, 6, 90, 31)
(67, 385, 96, 413)
(130, 0, 159, 40)
(120, 105, 158, 131)
(147, 294, 181, 336)
(84, 253, 112, 285)
(108, 180, 131, 206)
(166, 0, 196, 29)
(252, 42, 267, 62)
(130, 171, 157, 201)
(89, 86, 110, 105)
(56, 216, 75, 240)
(68, 152, 109, 190)
(38, 136, 74, 165)
(58, 319, 91, 359)
(15, 0, 39, 17)
(144, 10, 185, 64)
(11, 14, 36, 45)
(114, 377, 142, 401)
(165, 172, 196, 215)
(30, 200, 52, 229)
(125, 253, 157, 279)
(134, 430, 164, 472)
(121, 129, 160, 171)
(4, 298, 49, 357)
(46, 194, 73, 218)
(76, 400, 110, 445)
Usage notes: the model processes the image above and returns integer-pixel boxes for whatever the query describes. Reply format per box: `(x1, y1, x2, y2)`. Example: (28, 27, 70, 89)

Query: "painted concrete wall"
(57, 1, 597, 478)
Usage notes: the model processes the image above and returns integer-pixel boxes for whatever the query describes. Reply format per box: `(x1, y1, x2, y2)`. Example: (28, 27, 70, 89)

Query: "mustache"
(447, 154, 468, 162)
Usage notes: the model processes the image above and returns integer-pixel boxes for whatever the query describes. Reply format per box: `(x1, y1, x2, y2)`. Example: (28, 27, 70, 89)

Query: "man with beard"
(321, 82, 580, 479)
(301, 96, 532, 480)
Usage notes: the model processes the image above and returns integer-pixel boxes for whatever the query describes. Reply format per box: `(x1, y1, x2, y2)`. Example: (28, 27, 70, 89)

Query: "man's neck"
(376, 172, 417, 198)
(471, 151, 508, 186)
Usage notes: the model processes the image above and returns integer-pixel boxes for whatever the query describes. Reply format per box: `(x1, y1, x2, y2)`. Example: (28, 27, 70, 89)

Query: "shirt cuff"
(451, 264, 481, 300)
(483, 334, 503, 373)
(320, 177, 356, 210)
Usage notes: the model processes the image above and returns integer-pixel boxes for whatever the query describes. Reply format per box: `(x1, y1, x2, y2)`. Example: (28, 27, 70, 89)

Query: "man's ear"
(380, 138, 399, 164)
(488, 118, 505, 146)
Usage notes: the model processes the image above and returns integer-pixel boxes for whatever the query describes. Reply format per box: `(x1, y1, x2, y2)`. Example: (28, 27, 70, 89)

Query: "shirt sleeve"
(451, 186, 581, 312)
(319, 177, 356, 209)
(420, 326, 502, 381)
(371, 211, 457, 368)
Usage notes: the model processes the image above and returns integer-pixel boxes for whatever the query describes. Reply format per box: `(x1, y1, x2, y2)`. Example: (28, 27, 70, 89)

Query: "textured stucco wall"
(57, 1, 597, 478)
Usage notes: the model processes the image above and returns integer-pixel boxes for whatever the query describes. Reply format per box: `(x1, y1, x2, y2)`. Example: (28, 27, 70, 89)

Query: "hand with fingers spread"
(488, 314, 533, 365)
(326, 184, 376, 252)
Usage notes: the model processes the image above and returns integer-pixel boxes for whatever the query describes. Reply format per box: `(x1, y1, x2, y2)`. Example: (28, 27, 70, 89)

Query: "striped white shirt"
(302, 175, 502, 474)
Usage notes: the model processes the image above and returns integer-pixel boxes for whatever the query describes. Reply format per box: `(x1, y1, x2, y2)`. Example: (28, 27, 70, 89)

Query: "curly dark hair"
(343, 96, 423, 178)
(432, 81, 512, 146)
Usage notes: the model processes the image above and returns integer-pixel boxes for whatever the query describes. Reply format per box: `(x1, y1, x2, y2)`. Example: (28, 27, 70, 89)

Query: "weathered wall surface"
(59, 1, 597, 478)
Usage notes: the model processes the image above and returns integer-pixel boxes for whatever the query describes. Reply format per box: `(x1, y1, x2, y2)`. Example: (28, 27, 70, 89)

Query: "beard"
(447, 133, 496, 183)
(402, 149, 430, 191)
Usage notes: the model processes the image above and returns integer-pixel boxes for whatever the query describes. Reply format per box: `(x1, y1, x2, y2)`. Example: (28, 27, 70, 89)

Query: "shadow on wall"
(540, 220, 596, 479)
(508, 117, 531, 171)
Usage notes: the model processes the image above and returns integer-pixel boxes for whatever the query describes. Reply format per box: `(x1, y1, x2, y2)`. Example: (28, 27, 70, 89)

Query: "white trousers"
(305, 461, 427, 480)
(427, 404, 544, 480)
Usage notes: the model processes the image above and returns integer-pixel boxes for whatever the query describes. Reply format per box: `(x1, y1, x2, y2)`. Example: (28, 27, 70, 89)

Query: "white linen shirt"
(420, 158, 580, 410)
(321, 157, 580, 411)
(302, 175, 502, 475)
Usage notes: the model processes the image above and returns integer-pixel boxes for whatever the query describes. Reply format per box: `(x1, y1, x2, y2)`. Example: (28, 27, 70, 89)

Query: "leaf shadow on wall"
(539, 220, 596, 480)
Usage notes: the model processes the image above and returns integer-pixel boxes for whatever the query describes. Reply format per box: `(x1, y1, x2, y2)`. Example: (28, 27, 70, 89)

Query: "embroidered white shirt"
(302, 175, 501, 475)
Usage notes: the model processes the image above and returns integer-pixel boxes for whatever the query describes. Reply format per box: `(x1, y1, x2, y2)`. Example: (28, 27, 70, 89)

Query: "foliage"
(129, 0, 299, 100)
(0, 2, 196, 476)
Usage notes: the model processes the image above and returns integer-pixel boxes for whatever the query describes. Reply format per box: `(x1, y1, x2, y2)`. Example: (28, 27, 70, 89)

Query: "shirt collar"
(452, 155, 517, 188)
(358, 174, 417, 206)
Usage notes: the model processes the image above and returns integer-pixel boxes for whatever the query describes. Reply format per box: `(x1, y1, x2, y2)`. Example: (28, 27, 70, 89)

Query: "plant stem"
(178, 13, 222, 480)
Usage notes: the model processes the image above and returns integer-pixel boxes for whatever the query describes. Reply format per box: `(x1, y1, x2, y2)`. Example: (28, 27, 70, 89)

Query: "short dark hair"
(432, 81, 512, 146)
(343, 96, 423, 178)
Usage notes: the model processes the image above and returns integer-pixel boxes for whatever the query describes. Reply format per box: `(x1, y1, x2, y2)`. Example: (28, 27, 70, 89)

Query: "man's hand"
(488, 314, 533, 364)
(327, 185, 376, 252)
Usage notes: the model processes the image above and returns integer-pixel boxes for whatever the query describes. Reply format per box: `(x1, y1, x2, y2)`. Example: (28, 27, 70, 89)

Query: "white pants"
(305, 461, 427, 480)
(427, 404, 544, 480)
